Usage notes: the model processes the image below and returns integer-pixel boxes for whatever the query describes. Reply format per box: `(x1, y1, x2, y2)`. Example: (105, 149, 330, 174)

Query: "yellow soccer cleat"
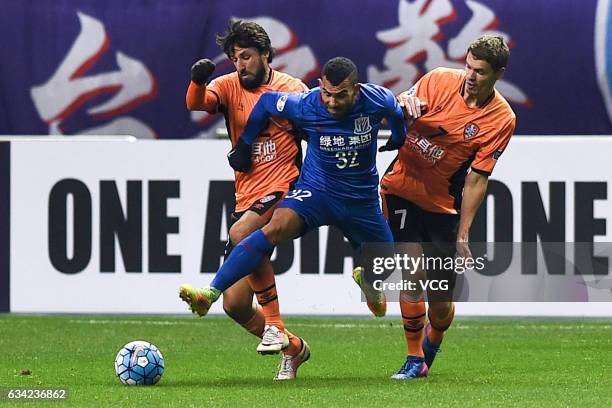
(352, 266, 387, 317)
(178, 284, 220, 317)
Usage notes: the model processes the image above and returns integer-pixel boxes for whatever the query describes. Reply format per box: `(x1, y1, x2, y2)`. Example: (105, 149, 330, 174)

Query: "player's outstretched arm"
(185, 59, 217, 111)
(226, 93, 273, 172)
(242, 92, 300, 144)
(228, 92, 302, 172)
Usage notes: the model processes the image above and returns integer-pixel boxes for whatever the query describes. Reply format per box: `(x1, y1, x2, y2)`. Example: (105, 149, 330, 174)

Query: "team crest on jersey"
(463, 123, 480, 139)
(354, 116, 372, 135)
(276, 94, 288, 112)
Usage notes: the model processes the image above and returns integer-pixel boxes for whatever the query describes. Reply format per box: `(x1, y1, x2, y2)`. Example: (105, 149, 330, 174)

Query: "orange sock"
(247, 260, 284, 331)
(284, 330, 303, 357)
(247, 260, 302, 357)
(428, 303, 455, 345)
(240, 303, 265, 338)
(400, 294, 426, 357)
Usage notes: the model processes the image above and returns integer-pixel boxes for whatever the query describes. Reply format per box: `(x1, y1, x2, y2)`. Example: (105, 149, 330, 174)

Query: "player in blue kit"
(180, 57, 406, 356)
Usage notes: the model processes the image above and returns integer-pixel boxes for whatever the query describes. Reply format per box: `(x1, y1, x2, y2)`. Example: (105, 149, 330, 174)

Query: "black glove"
(190, 59, 216, 85)
(227, 138, 253, 172)
(378, 137, 405, 152)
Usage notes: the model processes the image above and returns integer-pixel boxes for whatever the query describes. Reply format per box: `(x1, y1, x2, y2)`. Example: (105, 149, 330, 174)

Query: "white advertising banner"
(8, 137, 612, 316)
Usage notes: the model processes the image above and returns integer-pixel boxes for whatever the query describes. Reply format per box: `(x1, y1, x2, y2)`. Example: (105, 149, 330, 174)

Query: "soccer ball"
(115, 340, 165, 385)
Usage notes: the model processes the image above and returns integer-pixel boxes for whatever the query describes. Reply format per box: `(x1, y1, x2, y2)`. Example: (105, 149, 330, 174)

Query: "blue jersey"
(241, 83, 406, 200)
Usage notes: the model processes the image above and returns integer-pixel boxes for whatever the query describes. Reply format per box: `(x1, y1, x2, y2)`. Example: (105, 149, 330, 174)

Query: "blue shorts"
(276, 184, 393, 250)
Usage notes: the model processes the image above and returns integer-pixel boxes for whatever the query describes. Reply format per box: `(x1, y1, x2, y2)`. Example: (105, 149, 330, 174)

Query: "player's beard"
(239, 65, 267, 90)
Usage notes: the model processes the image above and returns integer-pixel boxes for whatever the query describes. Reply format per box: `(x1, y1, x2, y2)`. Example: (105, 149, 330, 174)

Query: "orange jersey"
(187, 70, 307, 212)
(381, 67, 516, 214)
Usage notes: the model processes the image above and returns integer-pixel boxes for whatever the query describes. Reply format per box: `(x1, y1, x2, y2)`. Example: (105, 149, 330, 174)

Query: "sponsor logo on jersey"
(463, 123, 480, 139)
(354, 116, 372, 135)
(406, 132, 445, 163)
(252, 140, 277, 164)
(276, 94, 288, 112)
(319, 134, 371, 151)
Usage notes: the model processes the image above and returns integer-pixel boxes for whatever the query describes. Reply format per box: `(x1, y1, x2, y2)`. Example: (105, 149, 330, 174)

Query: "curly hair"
(216, 20, 276, 63)
(468, 35, 509, 72)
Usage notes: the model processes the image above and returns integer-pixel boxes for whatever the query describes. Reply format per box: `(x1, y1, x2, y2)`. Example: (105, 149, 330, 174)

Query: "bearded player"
(181, 20, 308, 381)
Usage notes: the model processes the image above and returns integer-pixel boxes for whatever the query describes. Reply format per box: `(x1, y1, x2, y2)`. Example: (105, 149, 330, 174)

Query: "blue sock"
(210, 229, 274, 292)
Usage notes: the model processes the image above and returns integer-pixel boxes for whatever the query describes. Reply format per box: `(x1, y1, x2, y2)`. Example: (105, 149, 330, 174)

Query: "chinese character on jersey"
(348, 135, 361, 146)
(320, 136, 333, 148)
(333, 136, 345, 147)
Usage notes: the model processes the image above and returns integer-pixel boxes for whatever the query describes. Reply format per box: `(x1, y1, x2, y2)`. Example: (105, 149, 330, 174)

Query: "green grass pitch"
(1, 315, 611, 407)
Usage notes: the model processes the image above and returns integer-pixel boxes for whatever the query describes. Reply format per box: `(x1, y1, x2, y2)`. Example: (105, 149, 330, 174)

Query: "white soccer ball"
(115, 340, 165, 385)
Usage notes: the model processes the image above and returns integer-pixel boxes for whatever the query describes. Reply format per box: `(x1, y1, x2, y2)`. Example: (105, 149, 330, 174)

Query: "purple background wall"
(0, 0, 611, 138)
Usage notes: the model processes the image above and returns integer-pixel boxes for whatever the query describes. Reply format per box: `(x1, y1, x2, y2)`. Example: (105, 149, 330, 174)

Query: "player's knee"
(262, 210, 301, 244)
(229, 222, 252, 245)
(261, 221, 283, 245)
